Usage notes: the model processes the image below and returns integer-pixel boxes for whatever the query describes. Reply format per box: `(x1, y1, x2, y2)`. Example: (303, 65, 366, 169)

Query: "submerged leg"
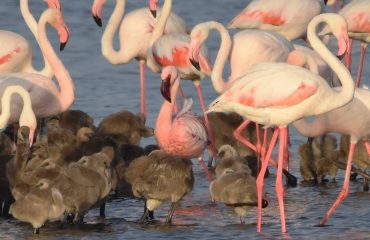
(139, 60, 146, 118)
(276, 127, 287, 233)
(138, 207, 150, 224)
(320, 141, 356, 225)
(165, 202, 178, 224)
(99, 202, 106, 217)
(257, 128, 278, 233)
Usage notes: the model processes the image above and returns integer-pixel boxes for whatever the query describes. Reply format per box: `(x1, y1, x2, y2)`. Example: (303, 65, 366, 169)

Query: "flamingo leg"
(277, 127, 287, 233)
(320, 141, 356, 225)
(139, 60, 146, 118)
(178, 85, 186, 104)
(363, 140, 370, 155)
(355, 43, 367, 87)
(233, 119, 257, 152)
(194, 81, 217, 164)
(345, 39, 353, 73)
(257, 128, 278, 233)
(259, 128, 269, 172)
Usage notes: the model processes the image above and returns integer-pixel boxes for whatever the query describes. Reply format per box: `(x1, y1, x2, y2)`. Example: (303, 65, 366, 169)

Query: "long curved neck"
(149, 0, 172, 46)
(38, 11, 75, 111)
(156, 76, 180, 143)
(20, 0, 53, 77)
(0, 86, 33, 128)
(307, 15, 354, 110)
(207, 22, 232, 93)
(101, 0, 126, 63)
(292, 118, 327, 137)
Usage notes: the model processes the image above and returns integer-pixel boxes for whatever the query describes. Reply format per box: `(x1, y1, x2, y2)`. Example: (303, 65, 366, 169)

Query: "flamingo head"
(318, 13, 349, 58)
(160, 66, 179, 103)
(19, 105, 37, 147)
(149, 0, 158, 18)
(92, 0, 106, 27)
(48, 9, 70, 51)
(188, 26, 212, 75)
(45, 0, 61, 10)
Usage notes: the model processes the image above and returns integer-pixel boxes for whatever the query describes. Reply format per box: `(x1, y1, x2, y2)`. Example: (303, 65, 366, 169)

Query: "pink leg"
(233, 119, 257, 152)
(139, 60, 146, 118)
(345, 39, 353, 73)
(355, 43, 367, 87)
(178, 85, 186, 104)
(257, 128, 278, 232)
(320, 141, 356, 225)
(194, 81, 217, 162)
(276, 127, 287, 233)
(364, 140, 370, 155)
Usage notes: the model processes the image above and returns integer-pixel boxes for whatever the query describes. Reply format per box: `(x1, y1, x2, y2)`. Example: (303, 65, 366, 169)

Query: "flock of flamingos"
(0, 0, 369, 236)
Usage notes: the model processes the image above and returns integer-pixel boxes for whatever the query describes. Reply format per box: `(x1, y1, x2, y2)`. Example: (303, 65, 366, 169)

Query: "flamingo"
(0, 0, 61, 77)
(320, 0, 370, 87)
(0, 86, 37, 144)
(188, 21, 294, 166)
(228, 0, 326, 41)
(0, 8, 73, 142)
(91, 0, 188, 117)
(155, 66, 213, 181)
(292, 88, 370, 225)
(206, 13, 353, 232)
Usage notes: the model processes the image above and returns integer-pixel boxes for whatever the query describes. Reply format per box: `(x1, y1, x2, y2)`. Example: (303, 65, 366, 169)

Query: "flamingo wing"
(220, 63, 319, 108)
(339, 0, 370, 33)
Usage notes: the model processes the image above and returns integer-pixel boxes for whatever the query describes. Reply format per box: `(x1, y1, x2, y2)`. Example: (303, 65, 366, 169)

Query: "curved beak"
(59, 26, 69, 51)
(150, 10, 157, 18)
(93, 14, 102, 27)
(190, 58, 201, 71)
(160, 77, 171, 103)
(149, 0, 157, 18)
(323, 0, 328, 5)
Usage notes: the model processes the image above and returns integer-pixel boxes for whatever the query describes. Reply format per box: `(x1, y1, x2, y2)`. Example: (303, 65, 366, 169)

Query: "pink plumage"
(155, 66, 208, 159)
(229, 0, 325, 40)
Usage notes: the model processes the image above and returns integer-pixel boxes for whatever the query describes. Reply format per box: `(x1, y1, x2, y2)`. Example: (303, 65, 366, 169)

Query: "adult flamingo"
(0, 86, 37, 145)
(91, 0, 188, 117)
(292, 88, 370, 225)
(155, 66, 213, 182)
(188, 21, 294, 165)
(0, 8, 73, 139)
(228, 0, 326, 41)
(320, 0, 370, 87)
(0, 0, 61, 77)
(206, 13, 353, 232)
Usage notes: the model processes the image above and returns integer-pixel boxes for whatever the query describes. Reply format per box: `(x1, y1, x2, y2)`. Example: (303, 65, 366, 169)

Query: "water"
(1, 0, 370, 239)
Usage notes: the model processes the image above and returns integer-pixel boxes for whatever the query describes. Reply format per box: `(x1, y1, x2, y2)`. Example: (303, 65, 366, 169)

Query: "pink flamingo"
(145, 0, 219, 162)
(293, 89, 370, 226)
(155, 66, 213, 181)
(0, 0, 60, 77)
(228, 0, 326, 41)
(0, 8, 73, 141)
(0, 86, 37, 144)
(321, 0, 370, 87)
(91, 0, 188, 117)
(206, 13, 353, 233)
(188, 21, 294, 166)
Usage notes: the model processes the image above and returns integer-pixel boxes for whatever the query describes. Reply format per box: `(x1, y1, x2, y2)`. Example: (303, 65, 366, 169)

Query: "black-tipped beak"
(190, 58, 201, 71)
(60, 42, 67, 51)
(93, 14, 102, 27)
(160, 78, 171, 102)
(150, 10, 157, 18)
(323, 0, 328, 5)
(262, 199, 268, 208)
(337, 53, 345, 60)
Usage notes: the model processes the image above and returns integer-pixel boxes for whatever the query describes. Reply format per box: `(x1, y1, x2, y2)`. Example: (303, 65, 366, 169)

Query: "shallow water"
(1, 0, 370, 239)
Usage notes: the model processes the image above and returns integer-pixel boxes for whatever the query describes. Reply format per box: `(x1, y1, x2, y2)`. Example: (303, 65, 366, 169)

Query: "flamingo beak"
(150, 10, 157, 18)
(323, 0, 328, 5)
(93, 15, 103, 27)
(59, 25, 69, 51)
(190, 58, 201, 71)
(160, 77, 171, 103)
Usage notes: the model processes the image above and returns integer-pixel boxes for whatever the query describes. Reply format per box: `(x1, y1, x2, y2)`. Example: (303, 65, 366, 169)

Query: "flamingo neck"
(0, 86, 34, 129)
(149, 0, 172, 46)
(206, 22, 232, 93)
(20, 0, 53, 77)
(307, 14, 354, 111)
(38, 11, 75, 112)
(156, 75, 180, 146)
(101, 0, 126, 63)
